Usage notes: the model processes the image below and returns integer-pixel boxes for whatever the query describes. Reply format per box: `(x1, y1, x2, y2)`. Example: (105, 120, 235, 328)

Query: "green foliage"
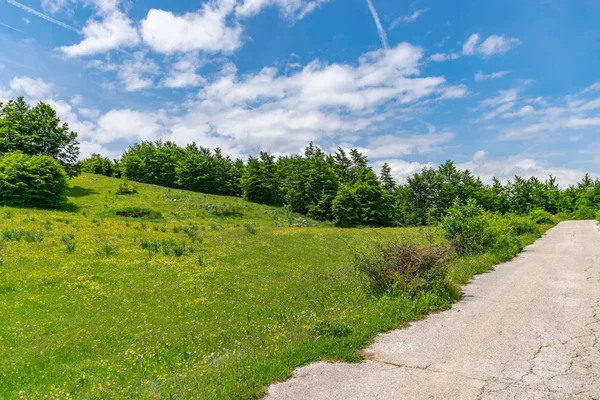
(245, 224, 257, 235)
(80, 154, 115, 177)
(572, 205, 597, 220)
(332, 171, 395, 227)
(242, 152, 282, 205)
(491, 234, 523, 262)
(177, 145, 243, 197)
(441, 199, 494, 255)
(116, 179, 138, 195)
(0, 151, 68, 209)
(61, 232, 76, 253)
(0, 97, 80, 177)
(120, 140, 185, 187)
(353, 236, 452, 297)
(528, 209, 555, 225)
(210, 204, 244, 217)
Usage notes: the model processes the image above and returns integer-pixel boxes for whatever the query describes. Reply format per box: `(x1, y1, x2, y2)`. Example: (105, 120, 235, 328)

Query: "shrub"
(353, 236, 452, 297)
(245, 224, 257, 235)
(491, 234, 523, 262)
(62, 233, 76, 253)
(528, 209, 555, 225)
(116, 180, 138, 195)
(596, 210, 600, 222)
(0, 151, 68, 208)
(2, 229, 24, 241)
(98, 242, 117, 256)
(441, 199, 494, 255)
(502, 213, 539, 236)
(572, 205, 596, 220)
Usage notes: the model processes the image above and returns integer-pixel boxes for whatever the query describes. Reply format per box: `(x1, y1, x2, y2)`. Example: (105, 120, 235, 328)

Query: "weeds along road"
(266, 221, 600, 400)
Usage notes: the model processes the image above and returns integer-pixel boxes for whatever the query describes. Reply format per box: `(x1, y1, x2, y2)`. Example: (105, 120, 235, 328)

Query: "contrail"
(5, 0, 80, 33)
(365, 0, 388, 49)
(0, 21, 27, 34)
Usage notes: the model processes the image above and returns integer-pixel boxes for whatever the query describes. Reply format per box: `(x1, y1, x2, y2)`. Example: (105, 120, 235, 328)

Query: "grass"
(0, 173, 553, 399)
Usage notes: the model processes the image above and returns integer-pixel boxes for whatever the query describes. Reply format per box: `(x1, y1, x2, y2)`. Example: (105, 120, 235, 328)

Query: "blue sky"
(1, 0, 599, 186)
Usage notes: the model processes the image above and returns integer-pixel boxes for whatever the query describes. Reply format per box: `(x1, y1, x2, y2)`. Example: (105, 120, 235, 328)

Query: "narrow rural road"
(266, 221, 600, 399)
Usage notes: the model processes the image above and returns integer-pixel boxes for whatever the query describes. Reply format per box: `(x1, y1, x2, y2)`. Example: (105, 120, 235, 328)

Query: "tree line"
(1, 97, 599, 224)
(82, 140, 600, 226)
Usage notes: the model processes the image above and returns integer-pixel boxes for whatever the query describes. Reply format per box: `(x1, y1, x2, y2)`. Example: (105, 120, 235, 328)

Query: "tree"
(242, 152, 282, 205)
(0, 97, 80, 177)
(0, 151, 68, 208)
(120, 140, 185, 187)
(380, 162, 396, 192)
(176, 145, 243, 196)
(80, 154, 114, 177)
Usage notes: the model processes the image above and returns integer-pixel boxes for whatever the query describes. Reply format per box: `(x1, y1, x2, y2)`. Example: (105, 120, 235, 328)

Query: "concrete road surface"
(266, 221, 600, 399)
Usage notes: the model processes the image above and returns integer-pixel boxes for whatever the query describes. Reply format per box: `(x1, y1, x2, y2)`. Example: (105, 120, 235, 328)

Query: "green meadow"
(0, 174, 548, 399)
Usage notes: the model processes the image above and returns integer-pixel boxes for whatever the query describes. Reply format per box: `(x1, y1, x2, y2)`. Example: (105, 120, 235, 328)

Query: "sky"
(0, 0, 599, 186)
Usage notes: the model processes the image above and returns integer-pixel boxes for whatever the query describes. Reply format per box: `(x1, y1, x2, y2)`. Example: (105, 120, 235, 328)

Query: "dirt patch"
(116, 211, 151, 218)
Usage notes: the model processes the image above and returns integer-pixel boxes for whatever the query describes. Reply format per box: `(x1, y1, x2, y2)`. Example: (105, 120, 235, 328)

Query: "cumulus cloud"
(58, 11, 140, 57)
(478, 35, 521, 57)
(10, 76, 53, 98)
(141, 0, 242, 54)
(116, 52, 160, 91)
(458, 154, 595, 188)
(161, 53, 206, 88)
(359, 132, 454, 159)
(372, 159, 435, 184)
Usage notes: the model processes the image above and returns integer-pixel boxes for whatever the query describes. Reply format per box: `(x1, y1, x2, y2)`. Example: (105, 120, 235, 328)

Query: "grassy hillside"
(0, 174, 548, 399)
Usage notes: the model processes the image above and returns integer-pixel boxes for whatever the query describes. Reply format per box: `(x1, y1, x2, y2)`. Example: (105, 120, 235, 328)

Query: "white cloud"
(372, 159, 434, 184)
(235, 0, 329, 20)
(502, 105, 535, 118)
(70, 94, 83, 106)
(583, 82, 600, 94)
(439, 84, 468, 99)
(79, 108, 101, 119)
(365, 0, 389, 49)
(166, 43, 455, 155)
(483, 102, 515, 120)
(141, 1, 243, 54)
(58, 11, 140, 57)
(478, 35, 521, 57)
(161, 53, 206, 88)
(359, 132, 454, 158)
(94, 109, 166, 144)
(389, 9, 427, 29)
(23, 18, 30, 24)
(474, 70, 511, 81)
(429, 52, 460, 62)
(9, 76, 53, 98)
(480, 88, 519, 108)
(433, 33, 520, 62)
(41, 0, 68, 13)
(116, 52, 160, 92)
(472, 150, 487, 162)
(462, 34, 479, 55)
(458, 155, 595, 188)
